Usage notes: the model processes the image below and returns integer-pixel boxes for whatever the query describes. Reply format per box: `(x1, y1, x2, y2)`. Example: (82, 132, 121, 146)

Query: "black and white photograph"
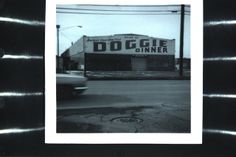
(45, 0, 202, 144)
(56, 4, 191, 133)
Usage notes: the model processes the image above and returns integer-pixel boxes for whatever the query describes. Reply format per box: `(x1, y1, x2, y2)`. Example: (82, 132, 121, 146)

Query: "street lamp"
(60, 25, 82, 31)
(56, 24, 82, 70)
(56, 25, 60, 57)
(56, 24, 83, 57)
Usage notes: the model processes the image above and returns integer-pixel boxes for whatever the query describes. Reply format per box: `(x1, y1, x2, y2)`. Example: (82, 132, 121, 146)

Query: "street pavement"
(87, 70, 190, 79)
(57, 80, 190, 133)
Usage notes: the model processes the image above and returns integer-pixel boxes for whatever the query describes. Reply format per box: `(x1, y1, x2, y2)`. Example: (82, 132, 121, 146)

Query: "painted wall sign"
(83, 35, 175, 55)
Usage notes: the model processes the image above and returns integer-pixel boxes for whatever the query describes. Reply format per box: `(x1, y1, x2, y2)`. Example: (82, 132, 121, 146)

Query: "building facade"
(68, 34, 175, 71)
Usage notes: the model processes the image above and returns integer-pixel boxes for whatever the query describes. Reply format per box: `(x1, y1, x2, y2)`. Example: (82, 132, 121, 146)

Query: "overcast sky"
(56, 5, 190, 58)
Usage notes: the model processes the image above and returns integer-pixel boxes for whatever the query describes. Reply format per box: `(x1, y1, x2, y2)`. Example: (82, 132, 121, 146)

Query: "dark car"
(56, 73, 88, 99)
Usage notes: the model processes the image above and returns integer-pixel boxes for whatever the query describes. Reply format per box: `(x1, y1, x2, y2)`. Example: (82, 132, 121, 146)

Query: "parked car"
(56, 73, 88, 99)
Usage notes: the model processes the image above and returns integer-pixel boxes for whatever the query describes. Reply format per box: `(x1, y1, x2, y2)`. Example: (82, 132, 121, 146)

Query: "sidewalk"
(84, 70, 190, 80)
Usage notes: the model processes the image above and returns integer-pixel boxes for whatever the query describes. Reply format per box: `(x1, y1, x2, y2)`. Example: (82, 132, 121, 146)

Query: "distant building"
(66, 34, 175, 71)
(175, 58, 191, 70)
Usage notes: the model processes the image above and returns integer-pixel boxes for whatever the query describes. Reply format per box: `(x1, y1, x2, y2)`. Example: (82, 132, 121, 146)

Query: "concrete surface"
(57, 80, 190, 133)
(86, 71, 190, 80)
(68, 70, 190, 80)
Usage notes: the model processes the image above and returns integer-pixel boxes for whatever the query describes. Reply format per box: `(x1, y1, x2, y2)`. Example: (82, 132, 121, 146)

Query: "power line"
(57, 7, 191, 13)
(56, 11, 190, 16)
(70, 4, 190, 8)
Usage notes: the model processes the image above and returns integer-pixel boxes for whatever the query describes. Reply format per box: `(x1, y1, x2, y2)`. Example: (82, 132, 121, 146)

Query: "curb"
(87, 76, 190, 80)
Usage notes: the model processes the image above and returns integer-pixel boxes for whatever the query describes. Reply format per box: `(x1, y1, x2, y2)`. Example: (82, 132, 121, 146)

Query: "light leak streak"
(203, 94, 236, 99)
(204, 129, 236, 136)
(0, 127, 44, 135)
(2, 54, 43, 60)
(0, 17, 44, 26)
(204, 57, 236, 61)
(205, 20, 236, 26)
(0, 92, 43, 97)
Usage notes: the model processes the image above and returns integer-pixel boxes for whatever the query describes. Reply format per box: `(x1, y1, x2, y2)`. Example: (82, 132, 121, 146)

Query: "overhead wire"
(57, 7, 190, 13)
(56, 11, 190, 16)
(56, 6, 190, 16)
(72, 4, 190, 8)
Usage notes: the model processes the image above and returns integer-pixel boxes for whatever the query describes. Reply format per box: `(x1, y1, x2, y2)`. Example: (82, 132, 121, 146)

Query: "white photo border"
(45, 0, 203, 144)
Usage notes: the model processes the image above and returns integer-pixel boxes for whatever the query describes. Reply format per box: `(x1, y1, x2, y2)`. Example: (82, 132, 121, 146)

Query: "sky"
(56, 5, 190, 58)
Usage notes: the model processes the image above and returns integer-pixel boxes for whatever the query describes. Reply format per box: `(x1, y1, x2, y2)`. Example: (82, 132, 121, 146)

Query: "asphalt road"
(57, 80, 190, 133)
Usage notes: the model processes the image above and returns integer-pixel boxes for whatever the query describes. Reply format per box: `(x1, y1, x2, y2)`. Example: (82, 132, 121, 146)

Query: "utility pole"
(56, 24, 82, 72)
(83, 36, 87, 77)
(56, 24, 60, 71)
(179, 5, 185, 77)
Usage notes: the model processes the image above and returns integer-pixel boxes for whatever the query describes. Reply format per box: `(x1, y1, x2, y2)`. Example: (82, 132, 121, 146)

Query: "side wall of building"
(68, 36, 85, 70)
(69, 36, 84, 56)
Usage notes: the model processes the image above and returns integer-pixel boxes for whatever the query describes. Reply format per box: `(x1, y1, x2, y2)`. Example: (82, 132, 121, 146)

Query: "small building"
(68, 34, 175, 71)
(175, 58, 191, 70)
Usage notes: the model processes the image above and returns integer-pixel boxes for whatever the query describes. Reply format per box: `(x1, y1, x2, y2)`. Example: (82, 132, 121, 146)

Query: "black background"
(1, 0, 236, 156)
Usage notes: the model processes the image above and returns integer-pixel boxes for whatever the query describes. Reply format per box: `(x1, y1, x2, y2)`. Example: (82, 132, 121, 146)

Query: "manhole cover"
(110, 117, 143, 123)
